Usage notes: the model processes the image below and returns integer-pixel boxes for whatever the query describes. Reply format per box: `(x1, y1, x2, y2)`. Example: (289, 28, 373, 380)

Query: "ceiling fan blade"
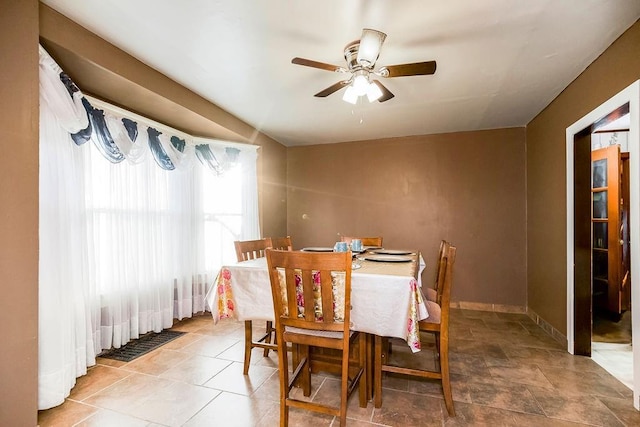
(292, 57, 344, 72)
(381, 61, 437, 77)
(372, 80, 395, 102)
(314, 80, 350, 97)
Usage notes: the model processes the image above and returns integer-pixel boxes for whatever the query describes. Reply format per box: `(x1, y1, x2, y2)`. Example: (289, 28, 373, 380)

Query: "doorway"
(566, 81, 640, 409)
(590, 123, 632, 389)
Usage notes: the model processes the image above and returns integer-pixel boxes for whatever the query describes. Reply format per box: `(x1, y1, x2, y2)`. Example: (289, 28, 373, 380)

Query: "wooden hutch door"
(591, 145, 625, 315)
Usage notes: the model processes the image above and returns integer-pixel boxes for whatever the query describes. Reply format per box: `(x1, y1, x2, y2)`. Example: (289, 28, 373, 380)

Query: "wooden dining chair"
(340, 236, 383, 247)
(266, 249, 367, 427)
(234, 238, 277, 375)
(270, 235, 293, 251)
(424, 240, 450, 303)
(374, 244, 457, 416)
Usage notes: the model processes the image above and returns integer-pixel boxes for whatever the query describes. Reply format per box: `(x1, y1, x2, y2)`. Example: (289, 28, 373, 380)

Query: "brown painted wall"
(0, 1, 39, 425)
(255, 133, 287, 238)
(527, 20, 640, 333)
(287, 128, 527, 306)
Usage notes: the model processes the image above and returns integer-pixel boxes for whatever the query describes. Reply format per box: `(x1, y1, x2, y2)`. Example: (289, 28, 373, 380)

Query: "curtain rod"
(84, 94, 259, 152)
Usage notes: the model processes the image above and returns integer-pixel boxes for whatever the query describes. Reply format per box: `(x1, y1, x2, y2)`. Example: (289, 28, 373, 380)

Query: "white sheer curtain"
(84, 149, 193, 349)
(38, 46, 260, 409)
(39, 85, 95, 409)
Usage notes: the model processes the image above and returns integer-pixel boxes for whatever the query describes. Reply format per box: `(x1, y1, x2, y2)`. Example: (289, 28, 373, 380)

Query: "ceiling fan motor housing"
(344, 41, 362, 71)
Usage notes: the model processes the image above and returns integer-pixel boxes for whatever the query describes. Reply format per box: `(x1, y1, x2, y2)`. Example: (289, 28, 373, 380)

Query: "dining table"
(205, 248, 428, 352)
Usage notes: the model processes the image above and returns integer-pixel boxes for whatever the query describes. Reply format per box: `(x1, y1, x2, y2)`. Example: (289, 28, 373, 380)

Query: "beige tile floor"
(592, 342, 633, 390)
(38, 309, 640, 426)
(592, 309, 633, 390)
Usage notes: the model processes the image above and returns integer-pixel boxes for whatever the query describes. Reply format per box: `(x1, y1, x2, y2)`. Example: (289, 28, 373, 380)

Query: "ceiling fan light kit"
(342, 76, 383, 104)
(292, 28, 436, 105)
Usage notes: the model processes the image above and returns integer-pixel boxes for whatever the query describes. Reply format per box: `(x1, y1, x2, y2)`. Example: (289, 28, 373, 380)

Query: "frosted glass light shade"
(342, 86, 358, 104)
(366, 82, 383, 102)
(357, 28, 386, 67)
(353, 74, 369, 96)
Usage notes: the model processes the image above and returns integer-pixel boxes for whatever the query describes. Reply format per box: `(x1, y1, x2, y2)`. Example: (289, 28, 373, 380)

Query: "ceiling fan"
(291, 28, 437, 104)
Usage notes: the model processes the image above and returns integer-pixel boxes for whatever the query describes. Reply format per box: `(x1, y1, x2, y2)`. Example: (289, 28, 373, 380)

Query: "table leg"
(366, 334, 373, 401)
(374, 335, 384, 408)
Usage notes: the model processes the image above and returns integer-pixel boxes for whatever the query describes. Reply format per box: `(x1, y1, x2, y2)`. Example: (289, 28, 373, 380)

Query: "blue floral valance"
(39, 45, 256, 174)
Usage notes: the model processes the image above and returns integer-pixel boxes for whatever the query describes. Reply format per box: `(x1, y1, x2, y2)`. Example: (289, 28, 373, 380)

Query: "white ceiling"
(42, 0, 640, 147)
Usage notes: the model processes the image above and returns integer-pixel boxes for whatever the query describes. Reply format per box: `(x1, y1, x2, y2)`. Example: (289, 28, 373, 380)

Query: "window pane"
(201, 165, 243, 268)
(592, 159, 607, 188)
(593, 222, 608, 249)
(593, 191, 607, 219)
(593, 250, 608, 281)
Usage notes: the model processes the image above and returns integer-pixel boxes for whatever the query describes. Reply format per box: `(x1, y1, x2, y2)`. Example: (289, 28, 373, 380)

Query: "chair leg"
(279, 334, 290, 427)
(339, 341, 350, 427)
(263, 320, 273, 357)
(439, 333, 455, 416)
(301, 345, 311, 397)
(281, 400, 288, 427)
(243, 320, 253, 375)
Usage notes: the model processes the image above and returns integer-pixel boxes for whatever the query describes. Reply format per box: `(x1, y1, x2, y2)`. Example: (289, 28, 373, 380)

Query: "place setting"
(361, 247, 415, 262)
(300, 246, 335, 252)
(330, 240, 365, 269)
(361, 253, 413, 262)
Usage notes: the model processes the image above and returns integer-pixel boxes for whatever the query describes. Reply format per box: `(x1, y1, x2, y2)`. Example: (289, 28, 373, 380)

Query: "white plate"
(301, 247, 334, 252)
(363, 254, 413, 262)
(372, 249, 414, 255)
(364, 246, 383, 251)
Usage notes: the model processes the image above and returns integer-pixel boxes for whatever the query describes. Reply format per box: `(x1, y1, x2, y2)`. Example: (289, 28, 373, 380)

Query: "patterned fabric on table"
(405, 278, 423, 352)
(214, 267, 235, 322)
(275, 269, 346, 322)
(213, 267, 346, 323)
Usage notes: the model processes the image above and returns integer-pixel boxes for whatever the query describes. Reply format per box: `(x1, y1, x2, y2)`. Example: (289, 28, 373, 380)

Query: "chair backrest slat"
(320, 269, 334, 318)
(285, 267, 299, 321)
(301, 269, 316, 322)
(435, 240, 451, 305)
(439, 244, 457, 330)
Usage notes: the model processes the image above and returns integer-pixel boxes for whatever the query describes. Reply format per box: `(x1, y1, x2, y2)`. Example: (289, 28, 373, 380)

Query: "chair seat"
(424, 287, 438, 302)
(422, 300, 441, 324)
(285, 326, 355, 339)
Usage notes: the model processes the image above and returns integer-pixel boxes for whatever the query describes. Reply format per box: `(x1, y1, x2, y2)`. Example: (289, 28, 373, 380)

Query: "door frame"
(565, 80, 640, 408)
